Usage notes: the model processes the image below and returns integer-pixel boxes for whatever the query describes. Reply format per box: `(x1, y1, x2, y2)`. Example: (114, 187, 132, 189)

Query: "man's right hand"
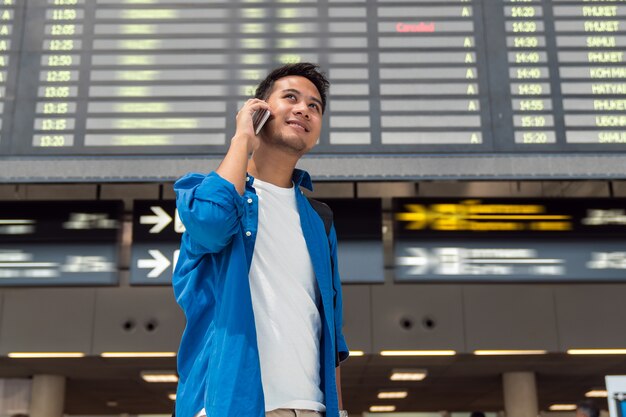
(234, 98, 271, 154)
(216, 99, 271, 195)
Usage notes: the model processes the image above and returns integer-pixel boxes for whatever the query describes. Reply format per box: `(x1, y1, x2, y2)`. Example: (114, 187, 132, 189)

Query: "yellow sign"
(396, 200, 572, 232)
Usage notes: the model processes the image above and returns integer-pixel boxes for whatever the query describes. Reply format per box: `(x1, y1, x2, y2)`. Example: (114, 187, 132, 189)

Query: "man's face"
(260, 75, 323, 155)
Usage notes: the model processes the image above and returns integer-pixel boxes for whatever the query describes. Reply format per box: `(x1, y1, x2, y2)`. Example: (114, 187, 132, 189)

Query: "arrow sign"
(137, 249, 171, 278)
(396, 247, 430, 275)
(140, 206, 173, 234)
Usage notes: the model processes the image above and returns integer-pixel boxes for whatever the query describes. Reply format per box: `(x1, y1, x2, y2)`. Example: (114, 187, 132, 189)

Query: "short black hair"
(577, 399, 600, 417)
(254, 62, 330, 113)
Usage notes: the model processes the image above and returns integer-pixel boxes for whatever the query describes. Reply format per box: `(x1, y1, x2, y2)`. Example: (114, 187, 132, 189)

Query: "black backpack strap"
(307, 197, 343, 366)
(307, 197, 333, 237)
(306, 197, 334, 279)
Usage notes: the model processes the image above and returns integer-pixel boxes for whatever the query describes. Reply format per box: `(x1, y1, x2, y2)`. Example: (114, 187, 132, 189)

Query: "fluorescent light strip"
(390, 373, 427, 381)
(381, 350, 456, 356)
(378, 391, 408, 399)
(466, 259, 562, 264)
(585, 390, 608, 398)
(549, 404, 576, 411)
(101, 352, 176, 358)
(350, 350, 365, 356)
(568, 349, 626, 355)
(474, 350, 547, 356)
(0, 220, 34, 224)
(390, 369, 427, 381)
(9, 352, 85, 358)
(141, 373, 179, 383)
(370, 405, 396, 412)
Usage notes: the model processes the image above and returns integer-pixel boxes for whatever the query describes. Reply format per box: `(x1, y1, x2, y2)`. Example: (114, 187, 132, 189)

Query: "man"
(576, 400, 600, 417)
(172, 63, 349, 417)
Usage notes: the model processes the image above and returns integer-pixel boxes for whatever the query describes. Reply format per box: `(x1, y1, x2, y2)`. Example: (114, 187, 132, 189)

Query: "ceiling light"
(549, 404, 577, 411)
(474, 350, 547, 355)
(568, 349, 626, 355)
(390, 369, 427, 381)
(8, 352, 85, 358)
(350, 350, 365, 356)
(586, 389, 608, 398)
(168, 393, 177, 401)
(140, 371, 179, 383)
(378, 391, 408, 399)
(380, 350, 456, 356)
(370, 405, 396, 412)
(101, 352, 176, 358)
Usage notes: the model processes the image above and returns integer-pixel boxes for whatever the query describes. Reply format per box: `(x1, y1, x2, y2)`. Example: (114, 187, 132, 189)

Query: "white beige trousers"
(266, 409, 324, 417)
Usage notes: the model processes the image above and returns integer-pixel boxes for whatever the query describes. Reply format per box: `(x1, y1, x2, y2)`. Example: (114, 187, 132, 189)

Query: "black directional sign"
(132, 200, 184, 241)
(317, 198, 384, 283)
(0, 201, 122, 286)
(394, 198, 626, 238)
(393, 198, 626, 282)
(395, 240, 626, 282)
(131, 198, 384, 284)
(131, 200, 182, 285)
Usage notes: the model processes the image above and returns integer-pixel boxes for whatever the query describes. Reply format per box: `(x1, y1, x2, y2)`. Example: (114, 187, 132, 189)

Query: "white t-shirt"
(248, 178, 325, 412)
(194, 178, 324, 417)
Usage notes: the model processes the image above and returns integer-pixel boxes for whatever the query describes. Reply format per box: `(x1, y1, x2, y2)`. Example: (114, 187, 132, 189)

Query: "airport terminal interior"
(2, 179, 626, 416)
(1, 0, 626, 416)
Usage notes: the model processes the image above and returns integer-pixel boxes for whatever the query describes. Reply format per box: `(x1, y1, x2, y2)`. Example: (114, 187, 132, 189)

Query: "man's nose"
(294, 104, 310, 119)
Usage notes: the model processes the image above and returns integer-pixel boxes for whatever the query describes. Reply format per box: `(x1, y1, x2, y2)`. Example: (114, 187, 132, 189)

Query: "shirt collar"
(292, 168, 313, 191)
(246, 169, 313, 192)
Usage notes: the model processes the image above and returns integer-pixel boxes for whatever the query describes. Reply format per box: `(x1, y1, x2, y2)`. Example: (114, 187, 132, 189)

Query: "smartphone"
(252, 109, 270, 135)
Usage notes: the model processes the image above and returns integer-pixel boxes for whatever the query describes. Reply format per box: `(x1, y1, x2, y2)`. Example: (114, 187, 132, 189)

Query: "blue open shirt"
(173, 169, 349, 417)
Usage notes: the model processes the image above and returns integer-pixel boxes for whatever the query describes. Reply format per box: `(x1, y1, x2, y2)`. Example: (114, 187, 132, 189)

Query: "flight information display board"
(393, 198, 626, 282)
(0, 0, 625, 180)
(0, 201, 122, 286)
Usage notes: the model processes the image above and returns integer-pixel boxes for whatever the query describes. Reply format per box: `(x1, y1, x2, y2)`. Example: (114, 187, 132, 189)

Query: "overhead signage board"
(131, 199, 383, 284)
(393, 198, 626, 282)
(1, 0, 626, 181)
(317, 198, 384, 284)
(131, 200, 181, 285)
(0, 201, 122, 286)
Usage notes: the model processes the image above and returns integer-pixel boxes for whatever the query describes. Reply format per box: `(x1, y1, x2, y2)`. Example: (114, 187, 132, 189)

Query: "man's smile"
(286, 119, 309, 132)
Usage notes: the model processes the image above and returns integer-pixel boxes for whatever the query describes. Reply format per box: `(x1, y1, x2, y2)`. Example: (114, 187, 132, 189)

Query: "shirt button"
(246, 231, 252, 237)
(246, 176, 250, 182)
(247, 198, 253, 204)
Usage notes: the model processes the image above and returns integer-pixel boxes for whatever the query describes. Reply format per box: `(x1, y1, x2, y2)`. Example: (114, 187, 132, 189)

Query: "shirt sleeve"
(174, 171, 244, 254)
(330, 224, 350, 366)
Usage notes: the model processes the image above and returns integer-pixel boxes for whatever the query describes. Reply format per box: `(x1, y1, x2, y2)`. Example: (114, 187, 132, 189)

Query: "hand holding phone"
(252, 109, 270, 135)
